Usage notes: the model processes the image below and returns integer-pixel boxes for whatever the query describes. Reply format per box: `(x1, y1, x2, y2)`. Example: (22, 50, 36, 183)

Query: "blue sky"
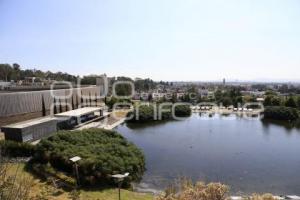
(0, 0, 300, 81)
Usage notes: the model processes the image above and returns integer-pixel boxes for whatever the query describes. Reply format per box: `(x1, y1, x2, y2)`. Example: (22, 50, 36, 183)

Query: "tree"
(106, 96, 118, 109)
(221, 97, 233, 107)
(0, 63, 78, 83)
(41, 95, 46, 116)
(233, 96, 243, 107)
(115, 83, 132, 96)
(174, 105, 191, 117)
(264, 96, 272, 106)
(171, 93, 177, 103)
(264, 106, 299, 121)
(12, 63, 20, 71)
(11, 63, 21, 81)
(285, 97, 297, 108)
(297, 97, 300, 109)
(134, 78, 156, 92)
(0, 64, 12, 81)
(128, 104, 191, 122)
(271, 97, 281, 106)
(265, 90, 277, 96)
(80, 75, 97, 85)
(182, 94, 191, 102)
(214, 90, 223, 102)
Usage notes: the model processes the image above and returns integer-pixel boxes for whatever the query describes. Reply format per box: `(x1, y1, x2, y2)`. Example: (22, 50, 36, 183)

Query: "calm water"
(115, 114, 300, 195)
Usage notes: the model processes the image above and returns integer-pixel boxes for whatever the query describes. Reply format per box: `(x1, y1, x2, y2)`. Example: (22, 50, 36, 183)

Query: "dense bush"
(263, 106, 299, 121)
(0, 140, 36, 157)
(157, 178, 276, 200)
(174, 105, 192, 117)
(285, 96, 297, 108)
(33, 128, 145, 186)
(157, 179, 229, 200)
(0, 157, 33, 200)
(264, 96, 282, 106)
(128, 105, 155, 121)
(28, 162, 76, 186)
(127, 104, 191, 122)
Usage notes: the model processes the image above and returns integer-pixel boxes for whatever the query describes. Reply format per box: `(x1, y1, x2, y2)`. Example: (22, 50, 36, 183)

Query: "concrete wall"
(0, 86, 102, 117)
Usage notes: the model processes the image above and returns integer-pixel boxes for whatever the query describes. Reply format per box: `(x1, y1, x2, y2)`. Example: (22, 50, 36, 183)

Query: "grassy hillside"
(7, 163, 153, 200)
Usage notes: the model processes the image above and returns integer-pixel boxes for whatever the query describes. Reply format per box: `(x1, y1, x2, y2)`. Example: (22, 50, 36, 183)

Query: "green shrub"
(128, 104, 191, 122)
(174, 105, 192, 117)
(263, 106, 299, 121)
(28, 162, 76, 186)
(127, 105, 155, 121)
(33, 128, 145, 186)
(285, 96, 297, 108)
(0, 140, 36, 157)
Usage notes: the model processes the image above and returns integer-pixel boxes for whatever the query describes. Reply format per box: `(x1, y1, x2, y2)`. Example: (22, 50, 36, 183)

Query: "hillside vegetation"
(33, 128, 145, 186)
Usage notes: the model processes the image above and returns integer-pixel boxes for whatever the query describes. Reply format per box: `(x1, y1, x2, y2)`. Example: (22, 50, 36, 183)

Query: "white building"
(0, 81, 12, 90)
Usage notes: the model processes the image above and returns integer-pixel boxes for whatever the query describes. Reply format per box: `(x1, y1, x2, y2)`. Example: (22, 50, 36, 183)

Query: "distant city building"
(176, 92, 185, 99)
(165, 93, 173, 100)
(152, 92, 164, 100)
(141, 92, 149, 100)
(241, 90, 265, 97)
(198, 89, 209, 97)
(23, 77, 37, 85)
(133, 92, 150, 100)
(0, 81, 12, 90)
(22, 77, 56, 86)
(256, 97, 264, 102)
(207, 91, 215, 99)
(197, 89, 214, 99)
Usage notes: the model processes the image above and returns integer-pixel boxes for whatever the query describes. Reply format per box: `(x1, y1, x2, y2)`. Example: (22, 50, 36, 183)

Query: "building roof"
(55, 107, 103, 118)
(2, 116, 57, 129)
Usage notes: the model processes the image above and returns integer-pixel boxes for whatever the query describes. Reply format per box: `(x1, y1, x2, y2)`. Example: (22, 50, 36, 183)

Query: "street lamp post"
(111, 173, 130, 200)
(70, 156, 81, 188)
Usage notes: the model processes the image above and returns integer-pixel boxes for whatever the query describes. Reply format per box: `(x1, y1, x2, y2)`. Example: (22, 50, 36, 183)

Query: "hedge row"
(0, 140, 36, 157)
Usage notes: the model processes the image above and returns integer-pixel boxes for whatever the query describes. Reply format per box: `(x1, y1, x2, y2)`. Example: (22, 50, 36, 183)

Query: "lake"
(115, 113, 300, 195)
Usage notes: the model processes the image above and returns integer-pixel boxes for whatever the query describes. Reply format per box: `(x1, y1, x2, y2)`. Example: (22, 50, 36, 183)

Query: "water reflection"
(261, 119, 300, 132)
(115, 114, 300, 195)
